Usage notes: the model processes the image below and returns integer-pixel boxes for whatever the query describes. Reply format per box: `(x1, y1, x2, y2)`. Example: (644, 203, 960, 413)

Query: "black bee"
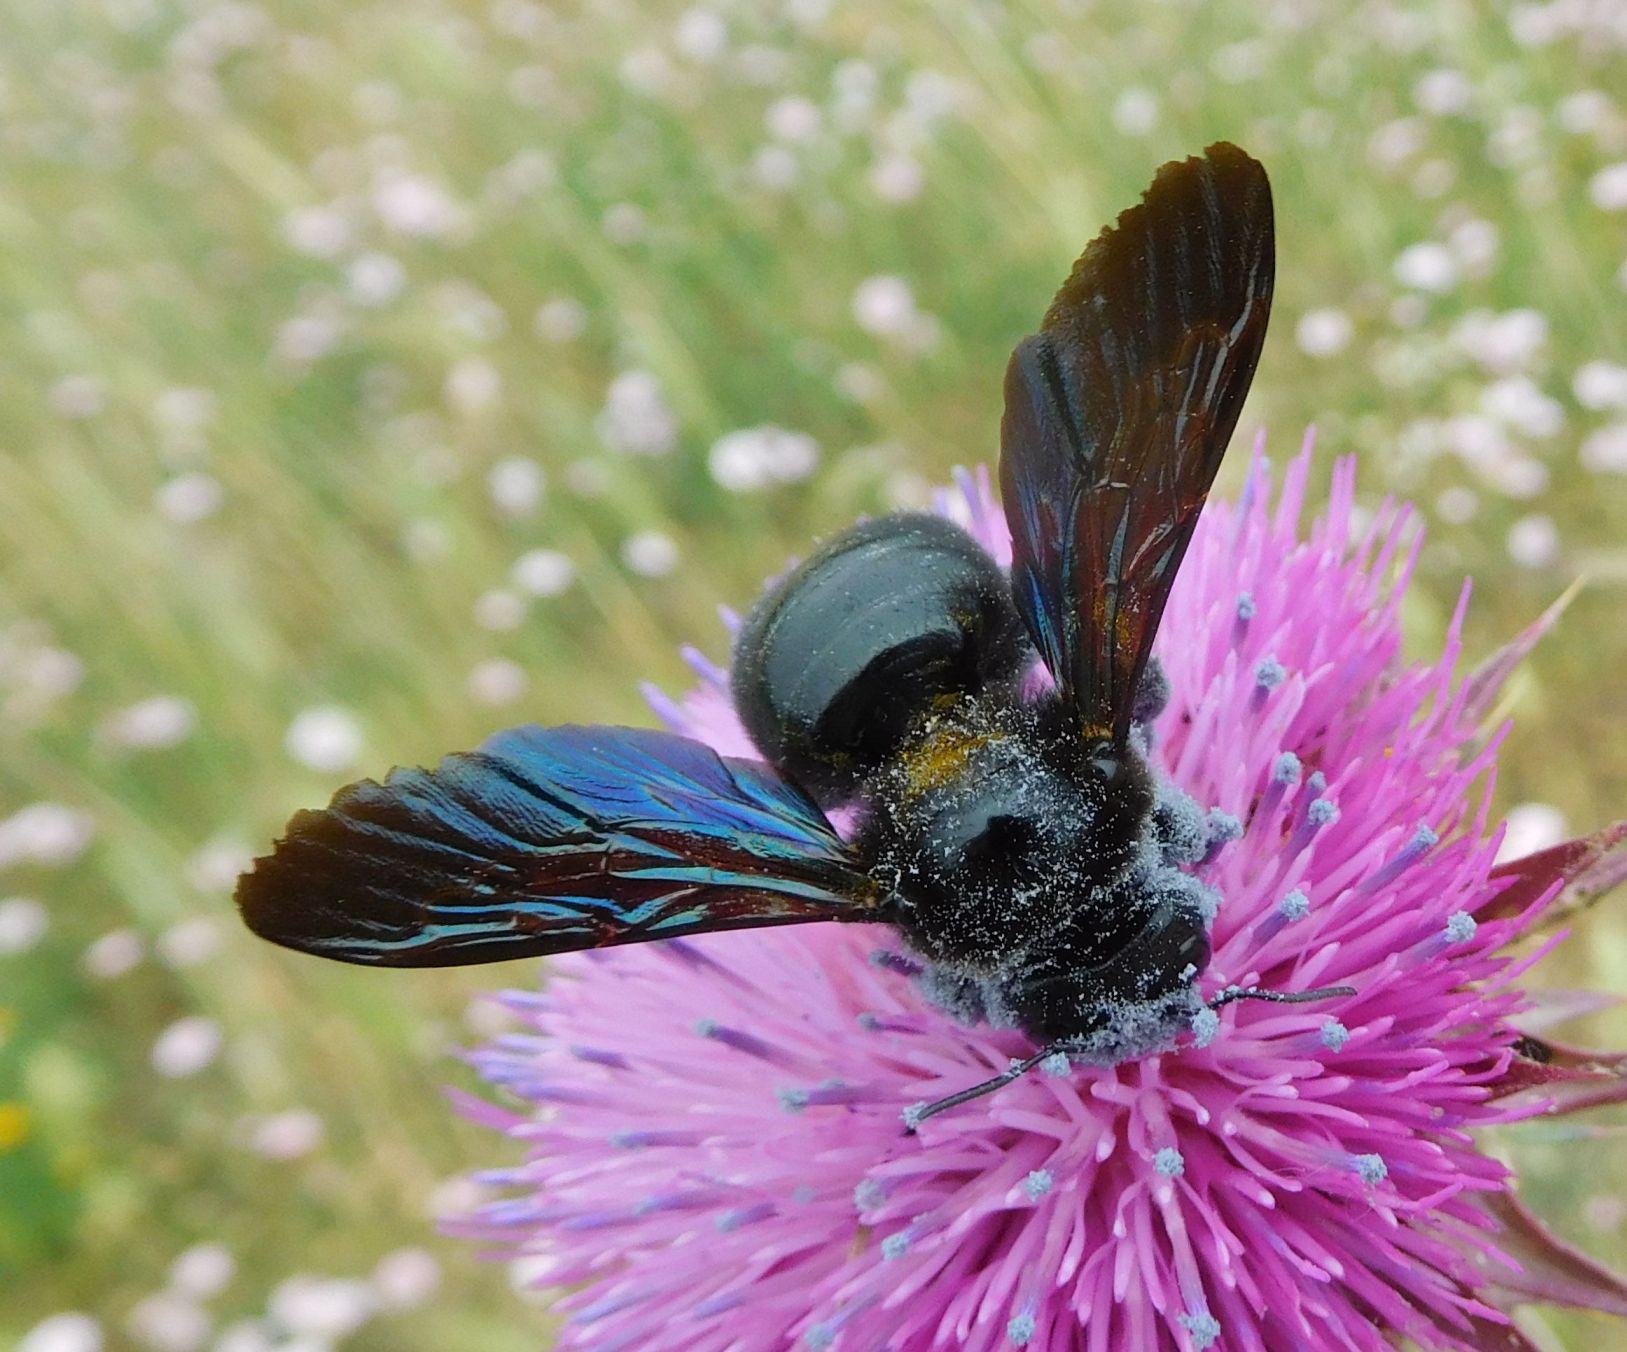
(237, 143, 1347, 1125)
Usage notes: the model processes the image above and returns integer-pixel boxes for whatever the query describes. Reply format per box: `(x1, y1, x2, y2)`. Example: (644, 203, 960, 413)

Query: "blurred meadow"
(5, 0, 1627, 1348)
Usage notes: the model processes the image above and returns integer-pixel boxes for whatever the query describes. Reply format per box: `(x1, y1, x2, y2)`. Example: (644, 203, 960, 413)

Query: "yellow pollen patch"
(900, 725, 993, 798)
(0, 1102, 29, 1152)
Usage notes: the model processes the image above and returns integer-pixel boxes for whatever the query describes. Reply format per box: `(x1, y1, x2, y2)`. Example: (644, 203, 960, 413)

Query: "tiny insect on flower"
(236, 146, 1627, 1350)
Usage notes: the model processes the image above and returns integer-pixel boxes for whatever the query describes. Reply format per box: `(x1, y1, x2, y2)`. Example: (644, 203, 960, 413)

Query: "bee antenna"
(1207, 983, 1356, 1010)
(903, 1046, 1058, 1134)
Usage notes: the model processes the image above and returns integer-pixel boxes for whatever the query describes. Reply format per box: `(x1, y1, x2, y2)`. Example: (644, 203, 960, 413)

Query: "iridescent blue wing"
(236, 724, 886, 967)
(1001, 142, 1274, 742)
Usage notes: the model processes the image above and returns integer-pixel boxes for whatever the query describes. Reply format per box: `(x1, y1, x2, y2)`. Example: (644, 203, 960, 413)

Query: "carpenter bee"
(237, 143, 1349, 1125)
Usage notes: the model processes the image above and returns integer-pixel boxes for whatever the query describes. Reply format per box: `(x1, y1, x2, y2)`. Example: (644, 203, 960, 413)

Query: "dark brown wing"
(236, 724, 885, 967)
(1000, 142, 1274, 742)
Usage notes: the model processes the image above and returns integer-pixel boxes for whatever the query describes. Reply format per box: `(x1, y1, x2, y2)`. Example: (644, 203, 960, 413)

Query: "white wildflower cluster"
(708, 425, 819, 492)
(18, 1244, 440, 1352)
(851, 275, 939, 351)
(597, 371, 679, 457)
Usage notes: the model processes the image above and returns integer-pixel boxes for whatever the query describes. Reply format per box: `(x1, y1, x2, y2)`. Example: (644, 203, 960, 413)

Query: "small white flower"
(1505, 513, 1559, 568)
(1368, 117, 1425, 170)
(1589, 162, 1627, 211)
(903, 69, 963, 120)
(102, 695, 196, 749)
(156, 917, 221, 968)
(534, 297, 587, 342)
(374, 173, 464, 237)
(285, 707, 363, 773)
(752, 145, 799, 191)
(372, 1249, 442, 1310)
(1393, 241, 1458, 292)
(126, 1292, 210, 1352)
(446, 358, 501, 414)
(152, 387, 216, 432)
(185, 838, 253, 894)
(155, 473, 224, 524)
(83, 929, 144, 979)
(487, 456, 544, 516)
(619, 46, 673, 98)
(0, 896, 48, 954)
(268, 1277, 377, 1340)
(467, 658, 528, 706)
(766, 96, 821, 144)
(1575, 360, 1627, 411)
(1454, 308, 1547, 374)
(674, 8, 727, 62)
(50, 375, 107, 419)
(852, 275, 918, 337)
(249, 1108, 325, 1160)
(1413, 68, 1472, 116)
(169, 1243, 236, 1299)
(0, 802, 95, 869)
(1481, 376, 1563, 438)
(1582, 421, 1627, 474)
(151, 1016, 224, 1078)
(868, 153, 923, 203)
(1111, 88, 1160, 136)
(283, 206, 352, 259)
(622, 531, 680, 577)
(1295, 308, 1354, 359)
(346, 252, 406, 306)
(273, 310, 344, 366)
(598, 371, 678, 457)
(19, 1313, 105, 1352)
(1496, 802, 1569, 863)
(512, 549, 575, 596)
(1557, 90, 1613, 134)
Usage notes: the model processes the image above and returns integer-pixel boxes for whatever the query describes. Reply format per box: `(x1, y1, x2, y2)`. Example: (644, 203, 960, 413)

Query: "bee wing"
(236, 724, 885, 967)
(1000, 142, 1274, 742)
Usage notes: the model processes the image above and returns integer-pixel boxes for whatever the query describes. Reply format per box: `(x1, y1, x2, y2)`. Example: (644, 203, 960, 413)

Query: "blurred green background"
(4, 1, 1627, 1348)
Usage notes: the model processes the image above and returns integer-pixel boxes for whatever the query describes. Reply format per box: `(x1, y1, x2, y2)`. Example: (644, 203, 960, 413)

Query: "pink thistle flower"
(449, 441, 1627, 1352)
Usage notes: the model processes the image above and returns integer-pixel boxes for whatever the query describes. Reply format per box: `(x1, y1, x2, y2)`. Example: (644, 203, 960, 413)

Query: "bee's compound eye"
(1172, 916, 1212, 974)
(1102, 900, 1211, 1003)
(730, 513, 1028, 802)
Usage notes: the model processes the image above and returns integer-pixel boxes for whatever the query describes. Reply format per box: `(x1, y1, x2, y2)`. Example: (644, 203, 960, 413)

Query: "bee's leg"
(902, 1046, 1065, 1133)
(1207, 983, 1355, 1011)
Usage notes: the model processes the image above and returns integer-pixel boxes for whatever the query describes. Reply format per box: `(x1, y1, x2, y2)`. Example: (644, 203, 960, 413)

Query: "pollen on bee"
(898, 724, 995, 798)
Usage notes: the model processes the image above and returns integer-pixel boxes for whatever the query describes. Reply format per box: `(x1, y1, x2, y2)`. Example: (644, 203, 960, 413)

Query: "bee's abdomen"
(731, 513, 1027, 803)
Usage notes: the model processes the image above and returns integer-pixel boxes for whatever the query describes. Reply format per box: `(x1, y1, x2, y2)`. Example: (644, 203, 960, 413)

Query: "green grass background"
(4, 0, 1627, 1347)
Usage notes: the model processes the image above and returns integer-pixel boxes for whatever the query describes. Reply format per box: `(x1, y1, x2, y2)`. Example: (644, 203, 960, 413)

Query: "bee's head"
(1001, 894, 1212, 1051)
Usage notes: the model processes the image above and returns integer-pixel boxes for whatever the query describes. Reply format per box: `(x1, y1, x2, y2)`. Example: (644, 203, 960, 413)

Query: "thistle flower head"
(451, 443, 1627, 1351)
